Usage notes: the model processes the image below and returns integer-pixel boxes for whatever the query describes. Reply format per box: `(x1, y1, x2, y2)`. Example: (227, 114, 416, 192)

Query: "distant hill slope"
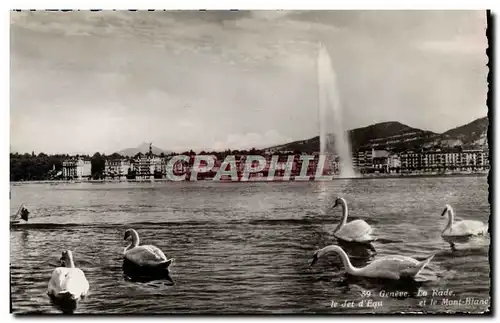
(439, 116, 488, 148)
(266, 117, 488, 153)
(349, 121, 437, 151)
(116, 143, 171, 157)
(267, 121, 437, 153)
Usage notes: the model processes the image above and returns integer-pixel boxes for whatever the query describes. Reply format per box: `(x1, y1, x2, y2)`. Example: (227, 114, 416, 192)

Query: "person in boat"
(11, 204, 29, 222)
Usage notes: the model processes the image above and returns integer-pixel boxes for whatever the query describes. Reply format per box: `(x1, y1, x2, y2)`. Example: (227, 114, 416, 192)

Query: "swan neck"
(66, 254, 75, 268)
(335, 247, 359, 275)
(321, 246, 360, 275)
(340, 199, 348, 225)
(131, 230, 140, 248)
(333, 200, 348, 232)
(444, 208, 455, 231)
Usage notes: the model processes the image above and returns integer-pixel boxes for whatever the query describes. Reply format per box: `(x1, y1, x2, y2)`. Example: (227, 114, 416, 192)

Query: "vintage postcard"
(10, 10, 491, 314)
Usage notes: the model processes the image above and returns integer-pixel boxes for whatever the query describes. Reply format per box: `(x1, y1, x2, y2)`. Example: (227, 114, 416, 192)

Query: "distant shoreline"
(9, 172, 488, 184)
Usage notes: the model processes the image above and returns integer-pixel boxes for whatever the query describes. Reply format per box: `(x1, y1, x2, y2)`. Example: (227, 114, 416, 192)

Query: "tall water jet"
(317, 43, 356, 178)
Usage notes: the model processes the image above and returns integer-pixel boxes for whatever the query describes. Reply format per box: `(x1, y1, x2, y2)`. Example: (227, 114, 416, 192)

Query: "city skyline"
(11, 10, 488, 155)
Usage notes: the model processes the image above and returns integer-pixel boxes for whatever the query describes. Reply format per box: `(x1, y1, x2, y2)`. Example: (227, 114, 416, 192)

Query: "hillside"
(116, 143, 171, 157)
(440, 116, 488, 147)
(267, 121, 437, 153)
(349, 121, 437, 151)
(266, 117, 488, 153)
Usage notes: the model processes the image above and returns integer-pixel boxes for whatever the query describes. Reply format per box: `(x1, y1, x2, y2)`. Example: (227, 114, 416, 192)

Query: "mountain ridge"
(116, 142, 172, 157)
(265, 116, 488, 153)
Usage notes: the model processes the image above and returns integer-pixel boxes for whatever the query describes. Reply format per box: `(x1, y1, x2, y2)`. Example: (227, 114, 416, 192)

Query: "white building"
(388, 155, 401, 172)
(133, 156, 164, 179)
(400, 149, 489, 173)
(62, 158, 91, 179)
(104, 159, 131, 179)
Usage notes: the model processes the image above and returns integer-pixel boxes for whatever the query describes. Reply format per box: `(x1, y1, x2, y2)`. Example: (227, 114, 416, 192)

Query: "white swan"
(47, 250, 89, 313)
(310, 245, 434, 280)
(332, 197, 374, 243)
(123, 229, 173, 268)
(11, 204, 29, 223)
(441, 204, 488, 251)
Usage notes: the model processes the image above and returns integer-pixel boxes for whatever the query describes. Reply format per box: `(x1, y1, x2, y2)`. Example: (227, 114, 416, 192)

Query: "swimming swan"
(311, 245, 434, 280)
(47, 250, 89, 313)
(441, 204, 488, 251)
(332, 197, 374, 243)
(123, 229, 173, 266)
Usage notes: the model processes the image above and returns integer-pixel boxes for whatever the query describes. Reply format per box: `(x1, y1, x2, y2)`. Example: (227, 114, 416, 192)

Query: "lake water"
(10, 176, 491, 314)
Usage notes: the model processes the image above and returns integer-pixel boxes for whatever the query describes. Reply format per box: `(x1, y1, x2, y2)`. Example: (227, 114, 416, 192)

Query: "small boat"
(10, 204, 29, 224)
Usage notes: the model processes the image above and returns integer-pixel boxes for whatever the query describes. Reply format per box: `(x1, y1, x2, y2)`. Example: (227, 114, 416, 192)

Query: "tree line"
(9, 148, 278, 181)
(10, 152, 122, 181)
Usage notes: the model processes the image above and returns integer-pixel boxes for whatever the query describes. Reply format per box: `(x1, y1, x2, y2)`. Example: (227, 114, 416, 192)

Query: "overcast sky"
(10, 10, 488, 154)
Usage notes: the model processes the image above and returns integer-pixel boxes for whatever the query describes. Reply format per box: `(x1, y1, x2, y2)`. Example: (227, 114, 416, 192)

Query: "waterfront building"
(421, 150, 447, 172)
(128, 143, 166, 179)
(461, 149, 489, 171)
(352, 149, 390, 173)
(399, 148, 489, 173)
(104, 159, 131, 179)
(372, 150, 390, 173)
(354, 149, 374, 173)
(351, 152, 359, 169)
(133, 156, 163, 179)
(62, 158, 91, 180)
(400, 151, 421, 173)
(347, 145, 489, 175)
(388, 155, 401, 173)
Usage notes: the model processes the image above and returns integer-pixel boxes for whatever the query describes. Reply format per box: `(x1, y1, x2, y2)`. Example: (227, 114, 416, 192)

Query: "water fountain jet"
(317, 43, 356, 179)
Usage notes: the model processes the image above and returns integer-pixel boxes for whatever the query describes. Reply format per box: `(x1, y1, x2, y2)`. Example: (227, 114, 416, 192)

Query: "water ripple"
(10, 177, 490, 314)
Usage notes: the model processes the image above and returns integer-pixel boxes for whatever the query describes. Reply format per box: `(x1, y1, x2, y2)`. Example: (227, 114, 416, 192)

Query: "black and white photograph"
(9, 9, 491, 314)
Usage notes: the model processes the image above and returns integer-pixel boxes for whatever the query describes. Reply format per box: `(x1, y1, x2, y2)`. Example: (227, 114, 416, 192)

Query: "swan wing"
(63, 268, 90, 298)
(125, 245, 168, 266)
(335, 220, 374, 242)
(444, 220, 487, 237)
(361, 259, 402, 279)
(48, 268, 89, 299)
(364, 256, 420, 279)
(48, 267, 68, 295)
(366, 255, 416, 270)
(400, 254, 434, 278)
